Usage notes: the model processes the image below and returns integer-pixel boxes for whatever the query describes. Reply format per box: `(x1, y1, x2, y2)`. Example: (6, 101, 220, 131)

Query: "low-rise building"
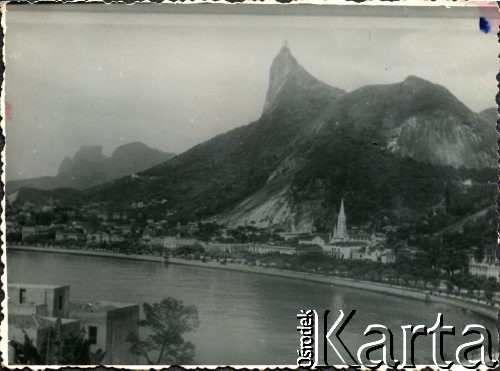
(206, 243, 249, 254)
(469, 253, 498, 282)
(7, 221, 22, 234)
(69, 300, 140, 364)
(109, 233, 126, 243)
(87, 231, 111, 244)
(97, 211, 109, 221)
(111, 211, 128, 221)
(8, 283, 71, 318)
(366, 247, 397, 264)
(9, 314, 81, 364)
(8, 283, 140, 365)
(299, 236, 326, 248)
(150, 236, 177, 249)
(176, 237, 200, 247)
(150, 236, 202, 250)
(248, 244, 296, 255)
(21, 225, 50, 241)
(323, 241, 367, 260)
(55, 228, 86, 242)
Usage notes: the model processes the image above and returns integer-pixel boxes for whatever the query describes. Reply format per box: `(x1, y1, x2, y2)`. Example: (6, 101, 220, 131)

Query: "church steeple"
(338, 197, 346, 222)
(331, 197, 348, 242)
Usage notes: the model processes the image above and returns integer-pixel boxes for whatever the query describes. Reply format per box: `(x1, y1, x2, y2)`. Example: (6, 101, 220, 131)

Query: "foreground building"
(70, 301, 140, 364)
(8, 283, 139, 364)
(9, 314, 81, 364)
(8, 283, 71, 318)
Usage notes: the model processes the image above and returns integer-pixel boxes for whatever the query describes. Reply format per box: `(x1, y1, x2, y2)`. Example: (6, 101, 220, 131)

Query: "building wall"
(105, 306, 140, 364)
(206, 243, 249, 254)
(21, 226, 49, 241)
(9, 318, 80, 364)
(51, 286, 70, 318)
(71, 311, 108, 356)
(249, 245, 296, 255)
(470, 263, 499, 282)
(70, 304, 140, 364)
(9, 302, 48, 316)
(8, 285, 70, 318)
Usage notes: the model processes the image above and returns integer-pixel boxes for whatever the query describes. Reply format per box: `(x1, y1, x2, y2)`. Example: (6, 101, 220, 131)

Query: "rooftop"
(9, 314, 78, 329)
(8, 283, 69, 290)
(326, 241, 369, 247)
(69, 300, 138, 314)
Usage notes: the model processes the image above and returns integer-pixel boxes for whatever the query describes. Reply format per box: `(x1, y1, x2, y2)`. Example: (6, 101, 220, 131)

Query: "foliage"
(128, 298, 200, 364)
(58, 332, 93, 365)
(10, 331, 42, 365)
(10, 328, 95, 365)
(173, 245, 206, 257)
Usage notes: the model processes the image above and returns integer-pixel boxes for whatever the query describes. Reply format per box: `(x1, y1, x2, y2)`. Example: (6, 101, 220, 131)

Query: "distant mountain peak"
(59, 145, 105, 174)
(400, 75, 441, 93)
(264, 45, 306, 111)
(8, 142, 176, 193)
(478, 107, 498, 125)
(111, 141, 150, 156)
(403, 75, 430, 85)
(274, 44, 298, 67)
(263, 45, 345, 112)
(73, 145, 105, 162)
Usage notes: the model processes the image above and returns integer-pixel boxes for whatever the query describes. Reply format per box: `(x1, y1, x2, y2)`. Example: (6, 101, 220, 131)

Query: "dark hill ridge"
(311, 75, 496, 169)
(12, 46, 497, 229)
(478, 107, 498, 126)
(8, 142, 175, 193)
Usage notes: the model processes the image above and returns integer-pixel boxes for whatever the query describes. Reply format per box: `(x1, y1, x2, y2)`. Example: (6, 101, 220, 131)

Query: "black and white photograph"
(2, 3, 499, 367)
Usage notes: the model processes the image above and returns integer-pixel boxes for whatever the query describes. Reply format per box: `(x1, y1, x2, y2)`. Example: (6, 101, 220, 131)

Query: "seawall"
(9, 245, 164, 263)
(9, 245, 499, 321)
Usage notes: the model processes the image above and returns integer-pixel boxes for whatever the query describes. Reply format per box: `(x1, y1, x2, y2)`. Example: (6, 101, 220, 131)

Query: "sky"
(5, 4, 499, 180)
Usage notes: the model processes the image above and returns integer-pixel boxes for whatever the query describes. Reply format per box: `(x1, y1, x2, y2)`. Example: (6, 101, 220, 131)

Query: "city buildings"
(299, 198, 394, 264)
(21, 226, 50, 242)
(468, 253, 499, 282)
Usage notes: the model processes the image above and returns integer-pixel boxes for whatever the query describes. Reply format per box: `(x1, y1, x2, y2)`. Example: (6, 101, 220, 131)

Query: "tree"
(58, 332, 93, 365)
(484, 279, 498, 303)
(10, 328, 95, 365)
(10, 330, 42, 365)
(128, 298, 200, 364)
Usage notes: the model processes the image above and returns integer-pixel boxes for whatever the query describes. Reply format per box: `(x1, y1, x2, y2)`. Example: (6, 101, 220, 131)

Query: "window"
(88, 326, 98, 345)
(58, 295, 63, 311)
(19, 288, 26, 304)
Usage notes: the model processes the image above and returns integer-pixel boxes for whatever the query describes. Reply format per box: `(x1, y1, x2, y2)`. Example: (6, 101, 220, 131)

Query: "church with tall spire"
(330, 197, 348, 242)
(327, 197, 375, 244)
(299, 196, 391, 262)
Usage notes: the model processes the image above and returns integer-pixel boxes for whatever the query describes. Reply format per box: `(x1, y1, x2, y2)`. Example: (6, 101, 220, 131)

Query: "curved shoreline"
(8, 245, 499, 321)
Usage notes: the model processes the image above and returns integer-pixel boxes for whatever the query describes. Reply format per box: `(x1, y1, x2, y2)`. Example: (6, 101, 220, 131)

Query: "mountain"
(311, 76, 496, 169)
(478, 107, 498, 126)
(84, 46, 347, 218)
(12, 46, 496, 229)
(219, 73, 496, 228)
(7, 142, 175, 193)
